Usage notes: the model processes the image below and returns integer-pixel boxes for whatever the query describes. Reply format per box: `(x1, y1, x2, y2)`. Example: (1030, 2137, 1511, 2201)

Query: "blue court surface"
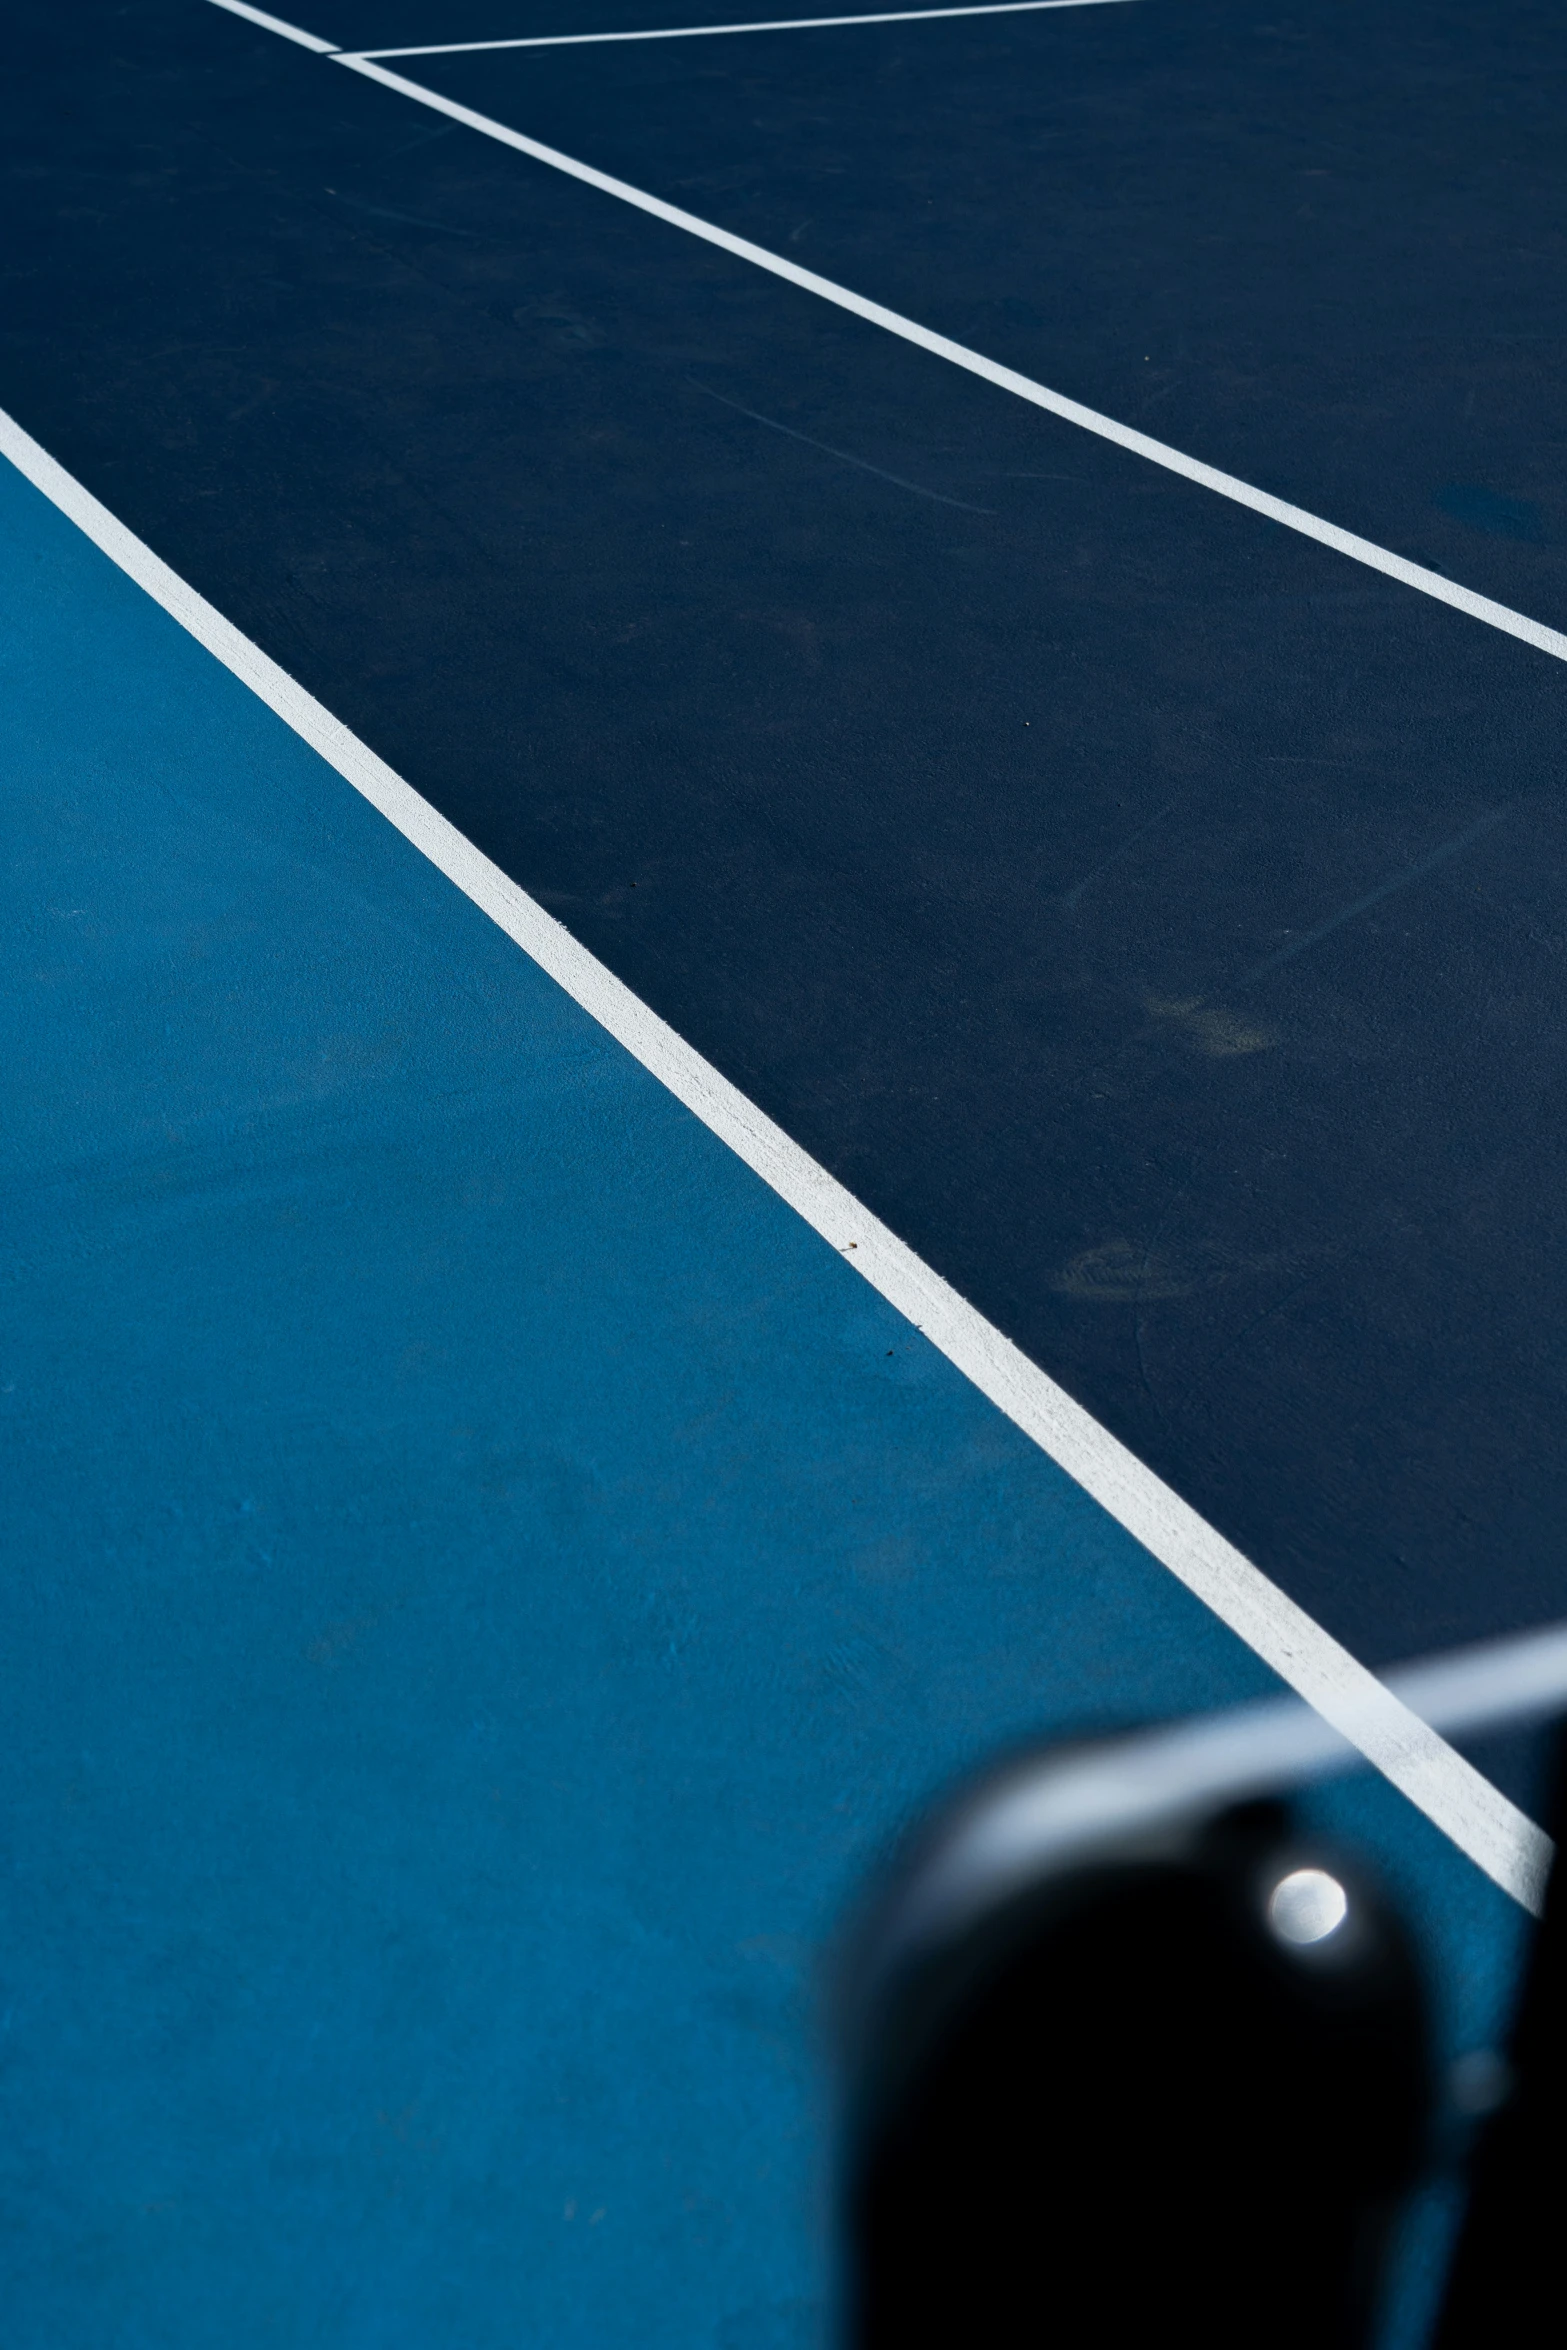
(1, 2, 1564, 2342)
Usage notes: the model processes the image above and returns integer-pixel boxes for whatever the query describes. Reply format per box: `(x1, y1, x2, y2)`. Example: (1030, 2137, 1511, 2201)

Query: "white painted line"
(0, 396, 1549, 1913)
(319, 53, 1567, 675)
(205, 0, 341, 51)
(348, 0, 1137, 65)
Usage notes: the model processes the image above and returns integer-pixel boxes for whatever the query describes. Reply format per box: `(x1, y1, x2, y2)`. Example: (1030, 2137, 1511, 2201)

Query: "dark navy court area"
(1, 2, 1564, 2342)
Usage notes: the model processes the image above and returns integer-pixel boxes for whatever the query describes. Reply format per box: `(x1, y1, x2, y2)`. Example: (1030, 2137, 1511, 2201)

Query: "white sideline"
(1, 395, 1551, 1913)
(321, 49, 1567, 676)
(203, 0, 1567, 678)
(350, 1, 1138, 64)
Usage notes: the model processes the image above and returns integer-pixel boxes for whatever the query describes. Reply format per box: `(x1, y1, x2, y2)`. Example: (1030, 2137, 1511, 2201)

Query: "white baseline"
(1, 392, 1551, 1914)
(349, 1, 1139, 65)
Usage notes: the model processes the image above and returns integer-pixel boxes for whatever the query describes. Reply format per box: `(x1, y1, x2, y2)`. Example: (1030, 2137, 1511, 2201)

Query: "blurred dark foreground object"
(839, 1722, 1567, 2349)
(1435, 1733, 1567, 2350)
(836, 1752, 1433, 2350)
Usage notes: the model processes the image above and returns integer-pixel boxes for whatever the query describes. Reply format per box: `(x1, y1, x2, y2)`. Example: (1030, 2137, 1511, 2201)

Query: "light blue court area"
(0, 449, 1530, 2348)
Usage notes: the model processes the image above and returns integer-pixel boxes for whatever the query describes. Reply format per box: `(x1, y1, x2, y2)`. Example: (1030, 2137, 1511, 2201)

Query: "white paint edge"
(318, 53, 1567, 673)
(1, 398, 1549, 1911)
(205, 0, 341, 52)
(349, 0, 1137, 65)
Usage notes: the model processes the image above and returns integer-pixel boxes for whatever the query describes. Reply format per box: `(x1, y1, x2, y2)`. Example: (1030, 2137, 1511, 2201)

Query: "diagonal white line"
(322, 52, 1567, 674)
(349, 0, 1138, 65)
(206, 0, 341, 51)
(1, 392, 1551, 1912)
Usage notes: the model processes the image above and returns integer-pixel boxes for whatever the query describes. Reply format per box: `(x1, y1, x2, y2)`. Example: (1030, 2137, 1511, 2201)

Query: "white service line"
(1, 392, 1551, 1914)
(206, 0, 342, 50)
(314, 50, 1567, 674)
(348, 0, 1137, 65)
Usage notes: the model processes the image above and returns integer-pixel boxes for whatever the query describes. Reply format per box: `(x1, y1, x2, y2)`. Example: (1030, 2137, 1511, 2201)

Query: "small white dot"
(1267, 1867, 1348, 1946)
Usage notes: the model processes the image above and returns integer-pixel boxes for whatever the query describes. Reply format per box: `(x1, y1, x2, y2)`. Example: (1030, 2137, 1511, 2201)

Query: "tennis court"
(3, 1, 1564, 2339)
